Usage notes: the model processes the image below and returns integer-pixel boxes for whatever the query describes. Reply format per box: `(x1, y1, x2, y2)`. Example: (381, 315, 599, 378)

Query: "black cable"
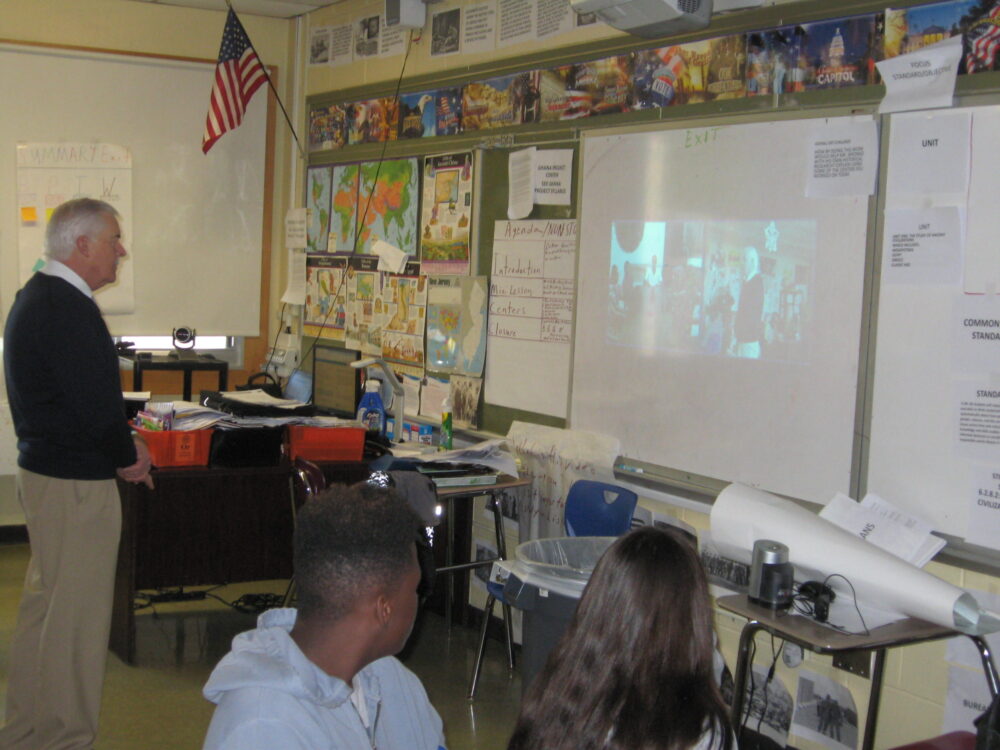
(822, 572, 871, 636)
(756, 635, 783, 735)
(295, 30, 416, 376)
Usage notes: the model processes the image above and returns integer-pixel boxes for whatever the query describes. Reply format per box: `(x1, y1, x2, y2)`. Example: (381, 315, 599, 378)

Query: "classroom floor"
(0, 542, 522, 750)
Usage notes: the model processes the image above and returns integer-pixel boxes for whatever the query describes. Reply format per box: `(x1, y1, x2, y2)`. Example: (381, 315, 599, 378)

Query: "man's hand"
(118, 438, 154, 489)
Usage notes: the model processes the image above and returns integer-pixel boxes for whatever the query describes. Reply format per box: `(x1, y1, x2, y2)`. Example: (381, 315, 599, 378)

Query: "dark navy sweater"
(3, 273, 137, 480)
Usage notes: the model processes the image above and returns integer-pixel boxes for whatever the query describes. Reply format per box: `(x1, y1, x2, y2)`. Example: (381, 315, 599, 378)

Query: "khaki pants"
(0, 470, 121, 750)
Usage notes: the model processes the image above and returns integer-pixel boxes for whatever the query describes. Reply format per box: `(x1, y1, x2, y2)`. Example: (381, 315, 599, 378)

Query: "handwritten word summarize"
(485, 219, 577, 417)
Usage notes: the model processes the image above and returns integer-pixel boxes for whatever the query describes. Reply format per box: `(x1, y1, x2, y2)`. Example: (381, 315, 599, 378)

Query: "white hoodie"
(202, 608, 446, 750)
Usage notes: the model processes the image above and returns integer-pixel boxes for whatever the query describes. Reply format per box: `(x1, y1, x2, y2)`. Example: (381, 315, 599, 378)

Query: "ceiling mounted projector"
(570, 0, 711, 38)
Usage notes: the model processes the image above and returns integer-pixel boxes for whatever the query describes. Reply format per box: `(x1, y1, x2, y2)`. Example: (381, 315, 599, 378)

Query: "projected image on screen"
(607, 219, 815, 362)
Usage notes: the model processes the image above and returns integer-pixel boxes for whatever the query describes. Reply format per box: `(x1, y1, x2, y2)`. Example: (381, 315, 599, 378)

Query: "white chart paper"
(877, 35, 962, 114)
(882, 206, 962, 285)
(485, 220, 576, 418)
(805, 119, 878, 198)
(886, 109, 971, 196)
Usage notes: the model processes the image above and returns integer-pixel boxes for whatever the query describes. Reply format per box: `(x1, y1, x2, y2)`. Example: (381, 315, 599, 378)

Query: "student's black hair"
(293, 482, 419, 622)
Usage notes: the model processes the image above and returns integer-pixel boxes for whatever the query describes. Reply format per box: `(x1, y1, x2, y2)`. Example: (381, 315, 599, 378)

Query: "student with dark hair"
(507, 526, 734, 750)
(202, 482, 445, 750)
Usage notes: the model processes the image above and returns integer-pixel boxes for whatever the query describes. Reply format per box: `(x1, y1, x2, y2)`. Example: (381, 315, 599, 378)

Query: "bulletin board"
(867, 101, 1000, 542)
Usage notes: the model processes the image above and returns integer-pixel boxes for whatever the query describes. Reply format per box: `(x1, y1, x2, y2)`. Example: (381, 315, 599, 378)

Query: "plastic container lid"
(513, 536, 617, 598)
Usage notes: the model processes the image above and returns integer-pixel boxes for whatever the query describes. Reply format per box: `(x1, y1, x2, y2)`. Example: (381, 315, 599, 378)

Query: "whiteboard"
(572, 115, 873, 504)
(868, 104, 1000, 540)
(0, 43, 268, 336)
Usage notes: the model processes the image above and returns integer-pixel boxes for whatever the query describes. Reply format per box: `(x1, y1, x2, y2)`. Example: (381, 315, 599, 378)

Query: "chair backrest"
(563, 480, 638, 537)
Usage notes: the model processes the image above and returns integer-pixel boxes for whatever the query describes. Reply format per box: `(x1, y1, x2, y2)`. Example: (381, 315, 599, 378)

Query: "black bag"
(209, 427, 285, 467)
(977, 691, 1000, 750)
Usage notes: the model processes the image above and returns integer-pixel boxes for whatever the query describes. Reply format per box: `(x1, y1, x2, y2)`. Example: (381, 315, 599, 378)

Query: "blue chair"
(467, 480, 638, 699)
(563, 480, 638, 537)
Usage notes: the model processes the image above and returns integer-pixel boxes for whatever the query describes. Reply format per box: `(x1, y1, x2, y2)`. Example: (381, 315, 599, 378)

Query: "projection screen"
(571, 115, 873, 504)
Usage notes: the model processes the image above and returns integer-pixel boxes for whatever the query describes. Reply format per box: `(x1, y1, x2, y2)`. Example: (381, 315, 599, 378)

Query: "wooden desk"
(110, 462, 514, 663)
(718, 595, 1000, 750)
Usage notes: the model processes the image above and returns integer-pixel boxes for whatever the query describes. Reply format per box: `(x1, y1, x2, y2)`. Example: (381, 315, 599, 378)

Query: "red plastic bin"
(136, 427, 213, 467)
(285, 426, 365, 462)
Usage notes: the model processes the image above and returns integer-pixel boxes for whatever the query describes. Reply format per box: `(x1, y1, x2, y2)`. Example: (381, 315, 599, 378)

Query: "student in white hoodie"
(202, 482, 446, 750)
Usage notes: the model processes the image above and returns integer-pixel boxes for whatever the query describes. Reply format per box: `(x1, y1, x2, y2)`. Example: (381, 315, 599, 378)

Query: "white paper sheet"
(507, 147, 535, 219)
(877, 35, 962, 114)
(485, 220, 575, 417)
(710, 484, 984, 631)
(954, 379, 1000, 463)
(533, 148, 573, 205)
(285, 207, 307, 249)
(790, 669, 859, 750)
(966, 465, 1000, 551)
(805, 119, 878, 198)
(964, 107, 1000, 294)
(886, 109, 971, 196)
(461, 1, 497, 55)
(882, 206, 963, 285)
(281, 249, 307, 305)
(372, 238, 408, 273)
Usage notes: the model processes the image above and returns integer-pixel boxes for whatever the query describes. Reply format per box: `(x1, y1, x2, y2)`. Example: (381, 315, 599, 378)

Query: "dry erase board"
(867, 103, 1000, 541)
(0, 42, 268, 337)
(572, 114, 874, 505)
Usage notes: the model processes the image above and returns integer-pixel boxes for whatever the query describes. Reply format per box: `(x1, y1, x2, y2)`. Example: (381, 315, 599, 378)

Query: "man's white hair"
(44, 198, 120, 261)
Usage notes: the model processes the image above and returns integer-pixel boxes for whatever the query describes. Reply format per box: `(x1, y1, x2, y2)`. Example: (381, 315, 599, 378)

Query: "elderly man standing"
(1, 198, 153, 750)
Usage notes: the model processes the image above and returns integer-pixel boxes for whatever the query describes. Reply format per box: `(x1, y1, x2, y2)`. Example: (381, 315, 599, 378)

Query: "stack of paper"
(819, 492, 946, 568)
(170, 401, 360, 431)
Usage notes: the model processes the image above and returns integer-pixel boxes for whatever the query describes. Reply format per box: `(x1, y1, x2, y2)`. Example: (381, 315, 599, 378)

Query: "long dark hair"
(507, 526, 733, 750)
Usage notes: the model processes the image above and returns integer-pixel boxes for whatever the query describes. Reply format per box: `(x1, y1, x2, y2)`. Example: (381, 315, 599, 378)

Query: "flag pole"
(226, 1, 306, 160)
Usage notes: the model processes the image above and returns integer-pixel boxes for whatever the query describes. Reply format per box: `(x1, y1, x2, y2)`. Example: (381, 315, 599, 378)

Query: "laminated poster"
(380, 274, 427, 369)
(306, 166, 332, 252)
(328, 159, 419, 258)
(304, 254, 347, 340)
(420, 153, 474, 275)
(426, 275, 488, 376)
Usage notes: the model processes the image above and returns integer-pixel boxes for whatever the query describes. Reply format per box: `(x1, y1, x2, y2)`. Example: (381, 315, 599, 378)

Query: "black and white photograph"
(738, 664, 794, 750)
(354, 15, 380, 58)
(699, 533, 750, 593)
(451, 375, 482, 429)
(431, 8, 461, 56)
(791, 670, 859, 750)
(309, 26, 331, 65)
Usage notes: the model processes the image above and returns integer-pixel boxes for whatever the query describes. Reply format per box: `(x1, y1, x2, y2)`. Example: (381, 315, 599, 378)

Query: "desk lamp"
(351, 357, 405, 444)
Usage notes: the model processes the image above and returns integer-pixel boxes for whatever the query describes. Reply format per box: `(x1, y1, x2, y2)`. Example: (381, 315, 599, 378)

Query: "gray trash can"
(502, 536, 616, 692)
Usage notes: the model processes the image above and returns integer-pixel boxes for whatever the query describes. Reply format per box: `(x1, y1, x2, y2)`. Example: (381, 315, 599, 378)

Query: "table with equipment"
(718, 594, 1000, 750)
(120, 353, 228, 402)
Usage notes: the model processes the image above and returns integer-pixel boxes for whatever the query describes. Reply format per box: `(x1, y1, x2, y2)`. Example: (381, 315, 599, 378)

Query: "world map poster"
(328, 157, 419, 258)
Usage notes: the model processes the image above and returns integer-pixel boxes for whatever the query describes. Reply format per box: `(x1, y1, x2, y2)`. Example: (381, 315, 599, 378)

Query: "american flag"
(966, 3, 1000, 74)
(202, 9, 268, 153)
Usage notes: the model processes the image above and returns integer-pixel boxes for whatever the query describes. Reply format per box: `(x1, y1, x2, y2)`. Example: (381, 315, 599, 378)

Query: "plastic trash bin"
(501, 536, 616, 692)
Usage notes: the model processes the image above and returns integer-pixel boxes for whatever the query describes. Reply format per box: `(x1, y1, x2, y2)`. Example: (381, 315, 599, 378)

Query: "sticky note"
(20, 206, 38, 223)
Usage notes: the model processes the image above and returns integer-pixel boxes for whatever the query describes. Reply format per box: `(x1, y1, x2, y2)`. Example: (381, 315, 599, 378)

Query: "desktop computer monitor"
(313, 344, 362, 418)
